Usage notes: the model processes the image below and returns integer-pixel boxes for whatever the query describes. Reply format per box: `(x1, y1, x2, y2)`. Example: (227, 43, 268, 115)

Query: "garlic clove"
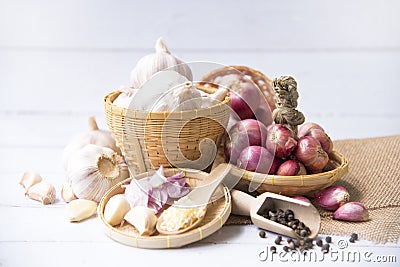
(19, 171, 42, 192)
(314, 185, 350, 211)
(65, 199, 97, 222)
(26, 181, 56, 205)
(333, 202, 369, 222)
(104, 194, 131, 226)
(124, 206, 157, 236)
(61, 182, 77, 203)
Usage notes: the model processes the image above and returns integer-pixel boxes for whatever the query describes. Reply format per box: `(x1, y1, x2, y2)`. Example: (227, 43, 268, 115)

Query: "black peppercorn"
(283, 246, 290, 252)
(294, 239, 300, 247)
(316, 239, 323, 247)
(275, 236, 282, 245)
(270, 246, 276, 253)
(325, 236, 332, 243)
(322, 243, 330, 253)
(305, 238, 313, 244)
(259, 230, 266, 238)
(300, 229, 308, 237)
(351, 233, 358, 240)
(349, 237, 355, 243)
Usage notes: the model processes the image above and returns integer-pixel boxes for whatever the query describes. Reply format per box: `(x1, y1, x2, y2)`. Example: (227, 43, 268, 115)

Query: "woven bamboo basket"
(104, 86, 230, 175)
(202, 67, 349, 196)
(98, 168, 231, 249)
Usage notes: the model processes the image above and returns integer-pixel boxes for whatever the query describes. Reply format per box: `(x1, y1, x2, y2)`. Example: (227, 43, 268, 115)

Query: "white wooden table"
(1, 1, 399, 266)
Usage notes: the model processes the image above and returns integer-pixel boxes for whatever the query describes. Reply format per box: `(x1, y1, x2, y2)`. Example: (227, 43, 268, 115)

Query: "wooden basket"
(98, 168, 231, 249)
(104, 86, 230, 175)
(228, 151, 349, 196)
(199, 65, 276, 110)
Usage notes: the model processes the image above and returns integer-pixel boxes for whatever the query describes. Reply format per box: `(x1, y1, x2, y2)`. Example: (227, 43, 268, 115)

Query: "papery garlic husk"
(112, 86, 138, 109)
(62, 116, 121, 170)
(61, 182, 77, 203)
(26, 181, 56, 205)
(104, 194, 131, 226)
(65, 199, 97, 222)
(124, 206, 157, 236)
(333, 202, 369, 222)
(314, 185, 350, 211)
(130, 37, 193, 89)
(66, 144, 129, 203)
(19, 171, 42, 192)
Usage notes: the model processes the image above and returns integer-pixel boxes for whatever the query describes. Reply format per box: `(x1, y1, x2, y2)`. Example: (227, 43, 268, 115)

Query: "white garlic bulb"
(130, 37, 192, 89)
(63, 116, 121, 170)
(66, 144, 129, 203)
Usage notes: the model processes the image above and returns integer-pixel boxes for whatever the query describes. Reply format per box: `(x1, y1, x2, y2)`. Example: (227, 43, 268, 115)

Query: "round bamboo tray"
(228, 151, 349, 196)
(199, 65, 275, 110)
(104, 86, 230, 175)
(98, 168, 231, 249)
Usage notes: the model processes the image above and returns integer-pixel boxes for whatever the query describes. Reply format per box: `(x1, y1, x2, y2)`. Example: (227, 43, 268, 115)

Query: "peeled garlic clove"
(61, 182, 77, 203)
(65, 199, 97, 222)
(104, 194, 130, 226)
(333, 202, 369, 222)
(124, 206, 157, 236)
(19, 171, 42, 191)
(26, 181, 56, 205)
(314, 185, 350, 211)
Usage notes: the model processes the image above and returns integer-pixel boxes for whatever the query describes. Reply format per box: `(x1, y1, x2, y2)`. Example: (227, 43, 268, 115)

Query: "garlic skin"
(333, 202, 369, 222)
(26, 181, 56, 205)
(113, 86, 138, 109)
(130, 37, 192, 89)
(19, 171, 42, 192)
(65, 199, 97, 222)
(124, 206, 157, 236)
(104, 194, 131, 226)
(66, 144, 129, 203)
(314, 185, 350, 211)
(61, 182, 77, 203)
(62, 116, 121, 170)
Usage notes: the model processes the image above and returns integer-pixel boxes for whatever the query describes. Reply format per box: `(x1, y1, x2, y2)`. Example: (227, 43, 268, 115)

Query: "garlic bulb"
(112, 86, 138, 109)
(26, 181, 56, 205)
(62, 116, 121, 170)
(19, 171, 42, 192)
(66, 144, 129, 203)
(124, 206, 157, 236)
(130, 37, 192, 89)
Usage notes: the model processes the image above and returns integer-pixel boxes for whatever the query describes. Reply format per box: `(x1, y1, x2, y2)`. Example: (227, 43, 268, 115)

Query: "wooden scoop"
(156, 163, 231, 235)
(231, 189, 320, 238)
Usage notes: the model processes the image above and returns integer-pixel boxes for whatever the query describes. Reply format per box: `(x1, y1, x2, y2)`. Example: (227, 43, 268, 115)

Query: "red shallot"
(333, 202, 369, 222)
(236, 146, 275, 174)
(314, 185, 350, 211)
(298, 122, 324, 137)
(265, 124, 297, 159)
(295, 136, 328, 172)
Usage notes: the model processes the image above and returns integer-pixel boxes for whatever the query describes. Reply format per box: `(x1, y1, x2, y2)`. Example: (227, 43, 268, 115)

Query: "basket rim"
(104, 88, 230, 120)
(231, 150, 349, 186)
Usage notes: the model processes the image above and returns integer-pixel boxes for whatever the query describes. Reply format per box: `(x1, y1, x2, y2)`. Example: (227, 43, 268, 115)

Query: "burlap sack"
(225, 135, 400, 243)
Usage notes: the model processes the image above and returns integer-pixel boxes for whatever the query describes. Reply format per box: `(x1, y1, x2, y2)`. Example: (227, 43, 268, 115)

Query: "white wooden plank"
(1, 49, 400, 117)
(0, 0, 399, 50)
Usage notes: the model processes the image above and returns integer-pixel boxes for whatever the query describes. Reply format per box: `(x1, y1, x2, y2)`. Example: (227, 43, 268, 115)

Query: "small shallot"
(276, 160, 307, 176)
(306, 129, 333, 154)
(298, 122, 325, 137)
(265, 124, 297, 159)
(237, 146, 275, 174)
(333, 202, 369, 222)
(314, 185, 350, 211)
(295, 136, 329, 172)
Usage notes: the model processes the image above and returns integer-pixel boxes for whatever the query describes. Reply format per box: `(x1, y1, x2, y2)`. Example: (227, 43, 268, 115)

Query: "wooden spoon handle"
(230, 189, 255, 216)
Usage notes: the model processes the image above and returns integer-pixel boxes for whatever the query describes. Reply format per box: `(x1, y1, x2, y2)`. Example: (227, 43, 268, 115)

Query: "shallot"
(298, 122, 325, 137)
(224, 119, 268, 163)
(295, 136, 328, 172)
(306, 129, 333, 154)
(333, 202, 369, 222)
(265, 124, 297, 159)
(237, 146, 275, 174)
(314, 185, 350, 211)
(276, 160, 307, 176)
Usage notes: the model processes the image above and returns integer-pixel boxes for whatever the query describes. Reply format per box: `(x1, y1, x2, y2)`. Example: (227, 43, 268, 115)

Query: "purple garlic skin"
(314, 185, 350, 211)
(333, 202, 369, 222)
(292, 196, 311, 204)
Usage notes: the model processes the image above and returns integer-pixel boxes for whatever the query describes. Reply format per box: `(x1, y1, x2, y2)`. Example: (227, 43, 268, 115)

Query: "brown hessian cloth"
(225, 135, 400, 243)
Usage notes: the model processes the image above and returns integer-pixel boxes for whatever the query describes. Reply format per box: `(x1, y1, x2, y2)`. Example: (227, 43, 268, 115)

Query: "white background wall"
(1, 0, 399, 154)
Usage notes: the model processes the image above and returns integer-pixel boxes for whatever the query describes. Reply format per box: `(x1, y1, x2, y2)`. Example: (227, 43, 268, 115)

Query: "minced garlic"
(159, 206, 206, 232)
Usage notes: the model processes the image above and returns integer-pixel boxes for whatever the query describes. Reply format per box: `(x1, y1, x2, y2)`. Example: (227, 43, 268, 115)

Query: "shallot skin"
(298, 122, 325, 137)
(295, 136, 329, 172)
(333, 202, 369, 222)
(237, 146, 275, 174)
(265, 124, 297, 159)
(314, 185, 350, 211)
